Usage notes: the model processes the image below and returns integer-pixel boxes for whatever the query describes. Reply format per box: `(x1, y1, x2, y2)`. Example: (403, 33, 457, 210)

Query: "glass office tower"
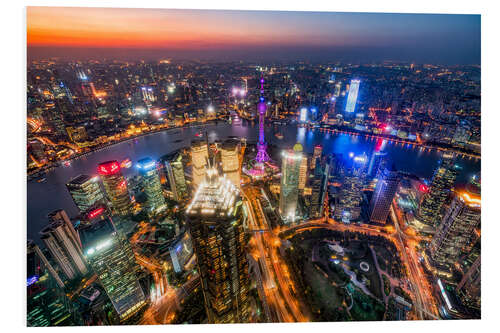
(186, 165, 250, 323)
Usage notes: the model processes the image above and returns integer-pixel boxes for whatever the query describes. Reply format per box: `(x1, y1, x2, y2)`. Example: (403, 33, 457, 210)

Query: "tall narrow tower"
(255, 75, 269, 164)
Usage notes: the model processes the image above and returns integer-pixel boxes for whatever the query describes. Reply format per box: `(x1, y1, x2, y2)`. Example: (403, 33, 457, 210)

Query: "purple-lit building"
(255, 75, 269, 164)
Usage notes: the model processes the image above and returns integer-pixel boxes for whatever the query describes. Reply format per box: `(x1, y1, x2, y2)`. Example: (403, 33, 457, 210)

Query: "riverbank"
(27, 120, 225, 181)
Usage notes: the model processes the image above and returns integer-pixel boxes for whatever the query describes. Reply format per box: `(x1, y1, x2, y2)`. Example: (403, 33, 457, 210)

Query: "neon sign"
(98, 161, 120, 176)
(27, 275, 39, 287)
(419, 184, 429, 193)
(88, 207, 105, 219)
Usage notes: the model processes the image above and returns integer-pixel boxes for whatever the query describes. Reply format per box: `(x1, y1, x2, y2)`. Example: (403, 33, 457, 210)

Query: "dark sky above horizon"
(27, 7, 481, 64)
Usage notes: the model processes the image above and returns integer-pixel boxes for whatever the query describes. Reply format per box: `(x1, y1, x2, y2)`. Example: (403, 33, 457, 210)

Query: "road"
(242, 186, 309, 322)
(390, 202, 439, 320)
(140, 274, 200, 325)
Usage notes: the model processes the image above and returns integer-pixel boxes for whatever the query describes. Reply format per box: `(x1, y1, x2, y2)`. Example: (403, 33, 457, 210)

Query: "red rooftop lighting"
(419, 184, 429, 193)
(98, 161, 120, 176)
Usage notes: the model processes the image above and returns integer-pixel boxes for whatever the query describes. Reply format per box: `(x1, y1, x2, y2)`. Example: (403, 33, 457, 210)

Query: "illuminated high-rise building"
(66, 174, 105, 213)
(164, 152, 188, 201)
(311, 145, 323, 170)
(309, 157, 330, 218)
(298, 155, 308, 190)
(279, 143, 303, 222)
(334, 82, 341, 97)
(141, 86, 156, 104)
(457, 255, 481, 310)
(79, 208, 146, 322)
(417, 153, 458, 228)
(220, 139, 241, 186)
(27, 241, 80, 327)
(345, 79, 360, 113)
(136, 157, 166, 214)
(334, 153, 367, 223)
(98, 161, 132, 216)
(40, 210, 88, 280)
(191, 140, 209, 190)
(367, 151, 388, 179)
(299, 107, 308, 122)
(27, 240, 64, 289)
(186, 164, 250, 323)
(430, 184, 481, 273)
(369, 166, 400, 224)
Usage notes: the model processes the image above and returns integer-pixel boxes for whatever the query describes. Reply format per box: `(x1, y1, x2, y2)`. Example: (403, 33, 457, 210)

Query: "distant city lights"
(300, 107, 307, 122)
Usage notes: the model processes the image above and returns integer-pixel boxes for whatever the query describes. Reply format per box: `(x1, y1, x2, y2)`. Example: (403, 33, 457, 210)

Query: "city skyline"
(26, 6, 481, 326)
(27, 7, 480, 64)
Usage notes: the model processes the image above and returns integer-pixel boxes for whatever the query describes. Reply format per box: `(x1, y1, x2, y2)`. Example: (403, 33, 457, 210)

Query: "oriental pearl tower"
(255, 75, 270, 164)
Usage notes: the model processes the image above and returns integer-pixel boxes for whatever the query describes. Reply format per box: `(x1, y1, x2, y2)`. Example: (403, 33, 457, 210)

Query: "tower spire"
(255, 73, 270, 164)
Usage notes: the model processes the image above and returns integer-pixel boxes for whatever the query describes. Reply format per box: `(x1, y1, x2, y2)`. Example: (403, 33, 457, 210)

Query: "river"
(27, 121, 480, 244)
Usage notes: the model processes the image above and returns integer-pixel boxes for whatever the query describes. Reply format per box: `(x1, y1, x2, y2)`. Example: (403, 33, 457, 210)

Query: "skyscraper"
(334, 82, 341, 97)
(191, 139, 209, 190)
(334, 153, 367, 223)
(98, 160, 132, 216)
(298, 155, 308, 190)
(417, 153, 458, 228)
(136, 157, 166, 214)
(66, 174, 105, 213)
(309, 157, 330, 218)
(345, 79, 360, 113)
(457, 255, 481, 310)
(186, 164, 250, 323)
(311, 145, 323, 170)
(164, 152, 188, 201)
(255, 75, 270, 164)
(27, 240, 64, 289)
(40, 210, 88, 280)
(367, 151, 388, 179)
(79, 208, 146, 322)
(220, 139, 241, 186)
(369, 166, 400, 224)
(279, 143, 303, 222)
(27, 240, 80, 327)
(430, 184, 481, 273)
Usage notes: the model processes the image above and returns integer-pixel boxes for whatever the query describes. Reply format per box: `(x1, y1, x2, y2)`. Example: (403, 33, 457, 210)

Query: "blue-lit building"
(27, 240, 81, 326)
(137, 157, 166, 214)
(368, 151, 388, 179)
(345, 79, 360, 113)
(369, 165, 400, 224)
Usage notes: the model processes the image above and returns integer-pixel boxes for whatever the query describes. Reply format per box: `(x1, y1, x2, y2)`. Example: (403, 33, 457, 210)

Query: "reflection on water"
(27, 122, 480, 244)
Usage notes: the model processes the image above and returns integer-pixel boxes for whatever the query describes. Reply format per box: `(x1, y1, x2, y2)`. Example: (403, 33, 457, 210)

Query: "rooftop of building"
(186, 166, 240, 217)
(39, 219, 67, 238)
(66, 174, 93, 186)
(78, 216, 116, 251)
(221, 138, 240, 150)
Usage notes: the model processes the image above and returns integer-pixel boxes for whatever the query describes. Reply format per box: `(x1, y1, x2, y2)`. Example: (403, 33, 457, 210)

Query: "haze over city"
(26, 5, 481, 327)
(27, 7, 480, 64)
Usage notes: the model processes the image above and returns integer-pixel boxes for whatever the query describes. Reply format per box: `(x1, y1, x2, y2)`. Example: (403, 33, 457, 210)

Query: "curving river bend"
(28, 121, 480, 244)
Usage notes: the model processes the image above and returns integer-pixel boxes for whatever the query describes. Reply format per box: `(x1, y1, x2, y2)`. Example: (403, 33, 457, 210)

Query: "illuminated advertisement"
(345, 79, 360, 113)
